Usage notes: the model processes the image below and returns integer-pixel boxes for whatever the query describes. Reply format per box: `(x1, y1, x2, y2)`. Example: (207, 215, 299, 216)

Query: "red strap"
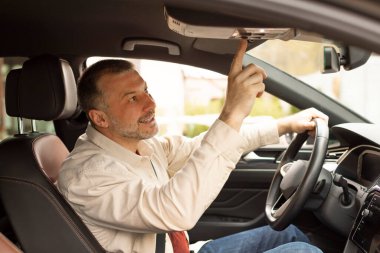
(168, 231, 190, 253)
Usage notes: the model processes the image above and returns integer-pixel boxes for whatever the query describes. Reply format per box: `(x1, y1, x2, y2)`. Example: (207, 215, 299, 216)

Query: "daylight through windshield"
(249, 40, 380, 124)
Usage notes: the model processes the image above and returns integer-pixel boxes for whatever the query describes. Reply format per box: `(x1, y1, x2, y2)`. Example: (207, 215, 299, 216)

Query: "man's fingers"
(256, 65, 268, 79)
(238, 64, 267, 83)
(304, 121, 316, 130)
(230, 39, 248, 76)
(308, 108, 329, 122)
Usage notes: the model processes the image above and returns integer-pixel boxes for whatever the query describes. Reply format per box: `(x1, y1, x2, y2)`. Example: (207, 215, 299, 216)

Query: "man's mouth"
(139, 112, 155, 124)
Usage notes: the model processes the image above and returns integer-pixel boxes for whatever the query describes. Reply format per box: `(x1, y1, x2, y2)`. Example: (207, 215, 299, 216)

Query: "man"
(58, 40, 326, 253)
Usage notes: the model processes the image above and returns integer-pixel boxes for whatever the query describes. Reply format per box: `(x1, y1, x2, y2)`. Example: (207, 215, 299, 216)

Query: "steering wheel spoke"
(272, 196, 292, 218)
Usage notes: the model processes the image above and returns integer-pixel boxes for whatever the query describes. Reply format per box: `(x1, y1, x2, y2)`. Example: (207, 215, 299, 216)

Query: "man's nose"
(144, 93, 156, 110)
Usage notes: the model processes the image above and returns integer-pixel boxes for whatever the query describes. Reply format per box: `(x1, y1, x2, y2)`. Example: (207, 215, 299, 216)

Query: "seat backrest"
(0, 55, 105, 253)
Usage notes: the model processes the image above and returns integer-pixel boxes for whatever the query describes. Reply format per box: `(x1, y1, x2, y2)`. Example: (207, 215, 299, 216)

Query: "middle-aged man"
(58, 40, 327, 253)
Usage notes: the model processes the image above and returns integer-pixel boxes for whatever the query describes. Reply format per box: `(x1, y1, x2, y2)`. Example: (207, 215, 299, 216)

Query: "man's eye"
(129, 96, 137, 102)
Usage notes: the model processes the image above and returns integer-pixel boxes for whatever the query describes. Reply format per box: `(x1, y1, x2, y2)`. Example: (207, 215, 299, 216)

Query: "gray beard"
(111, 118, 158, 140)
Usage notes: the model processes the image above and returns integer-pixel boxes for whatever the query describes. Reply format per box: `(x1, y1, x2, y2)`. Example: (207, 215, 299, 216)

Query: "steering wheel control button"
(361, 209, 372, 218)
(280, 160, 308, 199)
(280, 162, 293, 177)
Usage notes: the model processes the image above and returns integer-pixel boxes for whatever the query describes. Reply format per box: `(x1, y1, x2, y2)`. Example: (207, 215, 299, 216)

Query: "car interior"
(0, 0, 380, 253)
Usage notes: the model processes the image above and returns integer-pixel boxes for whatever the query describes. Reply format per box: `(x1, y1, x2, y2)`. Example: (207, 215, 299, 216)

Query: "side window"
(86, 57, 298, 138)
(0, 58, 55, 141)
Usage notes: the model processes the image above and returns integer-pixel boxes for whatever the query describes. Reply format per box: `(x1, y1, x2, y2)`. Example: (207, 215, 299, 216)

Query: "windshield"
(248, 40, 380, 124)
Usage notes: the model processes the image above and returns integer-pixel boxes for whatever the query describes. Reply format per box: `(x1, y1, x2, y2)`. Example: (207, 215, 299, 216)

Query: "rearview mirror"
(322, 45, 371, 73)
(322, 47, 340, 73)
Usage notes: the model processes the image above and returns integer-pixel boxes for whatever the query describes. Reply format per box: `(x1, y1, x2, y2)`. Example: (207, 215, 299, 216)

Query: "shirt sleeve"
(156, 133, 205, 178)
(160, 118, 280, 177)
(240, 118, 280, 152)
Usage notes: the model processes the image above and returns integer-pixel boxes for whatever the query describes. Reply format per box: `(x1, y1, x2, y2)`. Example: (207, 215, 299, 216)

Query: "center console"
(349, 187, 380, 253)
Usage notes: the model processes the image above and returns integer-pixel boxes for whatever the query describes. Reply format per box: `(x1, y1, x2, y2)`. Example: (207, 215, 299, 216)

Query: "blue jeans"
(198, 225, 322, 253)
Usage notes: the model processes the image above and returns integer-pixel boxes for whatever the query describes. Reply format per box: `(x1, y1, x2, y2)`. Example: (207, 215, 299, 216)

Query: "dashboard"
(336, 145, 380, 188)
(328, 123, 380, 253)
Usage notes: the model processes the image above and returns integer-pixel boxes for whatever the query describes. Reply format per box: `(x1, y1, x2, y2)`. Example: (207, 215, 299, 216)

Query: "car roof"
(1, 0, 380, 61)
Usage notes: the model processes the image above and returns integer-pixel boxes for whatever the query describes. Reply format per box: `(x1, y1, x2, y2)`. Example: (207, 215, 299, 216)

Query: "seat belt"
(156, 233, 165, 253)
(150, 160, 165, 253)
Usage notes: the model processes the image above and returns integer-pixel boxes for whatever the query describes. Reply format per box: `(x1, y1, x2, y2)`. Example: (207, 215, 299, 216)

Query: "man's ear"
(88, 109, 109, 128)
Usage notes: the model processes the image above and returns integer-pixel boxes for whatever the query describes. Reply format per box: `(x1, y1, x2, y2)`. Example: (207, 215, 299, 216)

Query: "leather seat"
(0, 55, 105, 253)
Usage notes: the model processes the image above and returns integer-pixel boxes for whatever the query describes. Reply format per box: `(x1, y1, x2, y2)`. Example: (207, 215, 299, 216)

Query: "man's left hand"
(277, 108, 329, 136)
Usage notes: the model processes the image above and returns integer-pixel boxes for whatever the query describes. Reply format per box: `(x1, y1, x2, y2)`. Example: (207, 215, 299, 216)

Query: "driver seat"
(0, 55, 105, 253)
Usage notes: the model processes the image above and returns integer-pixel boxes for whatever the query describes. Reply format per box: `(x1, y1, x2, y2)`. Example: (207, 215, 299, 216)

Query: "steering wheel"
(265, 118, 329, 230)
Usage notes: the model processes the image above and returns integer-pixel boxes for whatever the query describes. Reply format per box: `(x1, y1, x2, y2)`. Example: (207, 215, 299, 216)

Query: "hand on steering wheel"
(265, 118, 329, 230)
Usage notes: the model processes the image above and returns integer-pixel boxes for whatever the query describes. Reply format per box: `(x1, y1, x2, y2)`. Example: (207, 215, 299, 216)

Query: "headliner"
(1, 0, 380, 61)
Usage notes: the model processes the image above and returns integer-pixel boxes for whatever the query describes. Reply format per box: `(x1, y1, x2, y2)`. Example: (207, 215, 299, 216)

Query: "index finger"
(230, 39, 248, 75)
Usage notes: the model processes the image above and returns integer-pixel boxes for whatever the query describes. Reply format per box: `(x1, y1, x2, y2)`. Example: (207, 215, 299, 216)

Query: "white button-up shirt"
(58, 119, 279, 253)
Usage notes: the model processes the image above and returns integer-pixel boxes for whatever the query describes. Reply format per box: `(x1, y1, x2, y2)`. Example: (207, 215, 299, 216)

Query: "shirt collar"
(85, 124, 154, 166)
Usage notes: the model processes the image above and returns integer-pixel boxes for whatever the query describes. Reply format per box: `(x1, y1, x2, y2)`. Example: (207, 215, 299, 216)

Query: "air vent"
(326, 148, 348, 161)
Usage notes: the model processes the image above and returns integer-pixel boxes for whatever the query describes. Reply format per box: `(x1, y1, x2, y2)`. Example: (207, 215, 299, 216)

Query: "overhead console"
(164, 6, 371, 70)
(164, 7, 297, 42)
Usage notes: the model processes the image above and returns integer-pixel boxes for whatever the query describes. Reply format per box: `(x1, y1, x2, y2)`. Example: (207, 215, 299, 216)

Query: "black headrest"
(5, 55, 78, 120)
(5, 68, 21, 118)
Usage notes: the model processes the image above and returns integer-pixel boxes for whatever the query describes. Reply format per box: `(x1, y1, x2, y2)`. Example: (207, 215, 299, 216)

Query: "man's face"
(97, 70, 158, 141)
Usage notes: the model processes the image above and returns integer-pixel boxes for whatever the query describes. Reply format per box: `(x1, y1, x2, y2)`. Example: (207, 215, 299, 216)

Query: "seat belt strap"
(150, 161, 165, 253)
(156, 233, 165, 253)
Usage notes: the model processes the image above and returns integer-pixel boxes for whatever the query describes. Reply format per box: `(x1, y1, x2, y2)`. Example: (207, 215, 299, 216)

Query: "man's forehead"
(99, 70, 145, 84)
(98, 70, 146, 90)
